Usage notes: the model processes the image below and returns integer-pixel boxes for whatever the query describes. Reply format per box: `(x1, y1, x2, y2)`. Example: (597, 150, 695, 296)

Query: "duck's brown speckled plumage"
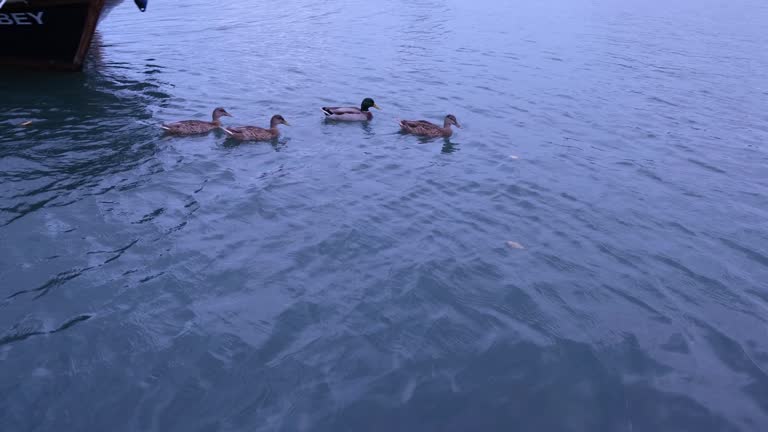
(161, 107, 231, 135)
(222, 115, 290, 141)
(399, 114, 461, 137)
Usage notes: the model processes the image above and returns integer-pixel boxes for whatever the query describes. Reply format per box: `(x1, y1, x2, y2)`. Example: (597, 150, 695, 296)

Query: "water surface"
(2, 0, 768, 430)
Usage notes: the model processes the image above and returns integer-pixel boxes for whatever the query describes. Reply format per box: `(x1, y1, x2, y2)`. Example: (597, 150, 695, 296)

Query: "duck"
(221, 115, 290, 141)
(161, 107, 232, 135)
(322, 98, 381, 121)
(399, 114, 461, 138)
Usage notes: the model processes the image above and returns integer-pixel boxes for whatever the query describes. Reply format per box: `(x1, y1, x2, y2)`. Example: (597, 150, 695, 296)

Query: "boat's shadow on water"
(0, 50, 171, 227)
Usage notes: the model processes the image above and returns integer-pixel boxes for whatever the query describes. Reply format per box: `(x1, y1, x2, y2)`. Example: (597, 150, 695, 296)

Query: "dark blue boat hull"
(0, 0, 104, 70)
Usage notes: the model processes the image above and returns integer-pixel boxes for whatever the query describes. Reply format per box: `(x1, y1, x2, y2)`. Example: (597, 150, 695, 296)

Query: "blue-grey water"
(2, 0, 768, 430)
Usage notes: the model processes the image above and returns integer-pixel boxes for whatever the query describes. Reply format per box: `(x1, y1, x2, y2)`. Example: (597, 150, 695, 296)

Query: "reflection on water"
(2, 0, 768, 430)
(441, 138, 459, 154)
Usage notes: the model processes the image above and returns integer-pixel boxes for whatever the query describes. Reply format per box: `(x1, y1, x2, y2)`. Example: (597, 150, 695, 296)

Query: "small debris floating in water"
(509, 155, 520, 159)
(506, 241, 525, 249)
(20, 121, 33, 127)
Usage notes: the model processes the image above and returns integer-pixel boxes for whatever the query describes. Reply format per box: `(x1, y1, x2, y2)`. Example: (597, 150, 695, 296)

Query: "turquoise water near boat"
(2, 0, 768, 430)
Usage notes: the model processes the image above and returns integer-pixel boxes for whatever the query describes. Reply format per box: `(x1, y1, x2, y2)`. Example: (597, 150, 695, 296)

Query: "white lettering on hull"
(0, 12, 44, 25)
(28, 11, 42, 24)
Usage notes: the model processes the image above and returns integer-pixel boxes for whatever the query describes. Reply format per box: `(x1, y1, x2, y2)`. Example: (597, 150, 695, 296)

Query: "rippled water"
(2, 0, 768, 430)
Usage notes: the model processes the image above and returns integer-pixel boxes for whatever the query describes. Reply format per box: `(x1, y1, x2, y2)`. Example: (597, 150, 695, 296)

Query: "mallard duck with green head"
(322, 98, 381, 121)
(161, 107, 232, 135)
(399, 115, 461, 138)
(222, 115, 290, 141)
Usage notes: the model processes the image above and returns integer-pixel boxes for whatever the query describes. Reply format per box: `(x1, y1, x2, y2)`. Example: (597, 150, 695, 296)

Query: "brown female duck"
(399, 115, 461, 137)
(161, 107, 232, 135)
(222, 115, 290, 141)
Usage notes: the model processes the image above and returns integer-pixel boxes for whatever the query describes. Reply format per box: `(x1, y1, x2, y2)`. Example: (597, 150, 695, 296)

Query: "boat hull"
(0, 0, 105, 70)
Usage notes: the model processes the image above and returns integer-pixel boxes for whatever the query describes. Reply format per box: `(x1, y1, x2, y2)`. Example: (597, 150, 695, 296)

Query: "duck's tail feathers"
(221, 127, 235, 136)
(321, 107, 334, 116)
(160, 125, 171, 131)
